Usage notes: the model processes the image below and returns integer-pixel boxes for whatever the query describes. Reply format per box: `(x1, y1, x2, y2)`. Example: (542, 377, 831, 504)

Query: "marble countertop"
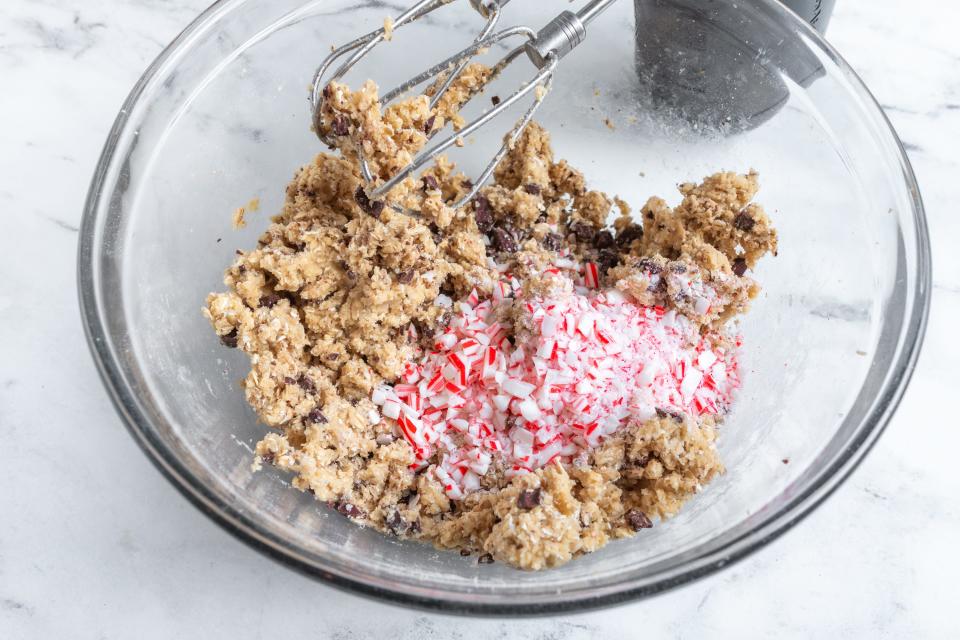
(2, 0, 958, 637)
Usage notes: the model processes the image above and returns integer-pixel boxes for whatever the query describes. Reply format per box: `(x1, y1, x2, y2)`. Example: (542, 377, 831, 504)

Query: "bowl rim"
(77, 0, 932, 616)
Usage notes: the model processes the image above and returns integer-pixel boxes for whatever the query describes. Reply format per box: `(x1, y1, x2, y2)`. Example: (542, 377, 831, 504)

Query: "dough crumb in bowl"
(203, 67, 777, 570)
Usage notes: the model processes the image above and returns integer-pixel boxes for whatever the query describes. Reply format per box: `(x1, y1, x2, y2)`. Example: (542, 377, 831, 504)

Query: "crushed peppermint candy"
(371, 265, 740, 499)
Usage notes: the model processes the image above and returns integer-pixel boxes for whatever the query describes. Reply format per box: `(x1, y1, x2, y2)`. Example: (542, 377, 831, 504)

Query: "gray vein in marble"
(1, 599, 33, 616)
(42, 215, 79, 233)
(933, 282, 960, 295)
(12, 13, 106, 59)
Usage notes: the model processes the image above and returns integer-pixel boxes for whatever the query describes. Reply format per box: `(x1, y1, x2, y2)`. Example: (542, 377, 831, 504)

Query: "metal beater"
(310, 0, 618, 211)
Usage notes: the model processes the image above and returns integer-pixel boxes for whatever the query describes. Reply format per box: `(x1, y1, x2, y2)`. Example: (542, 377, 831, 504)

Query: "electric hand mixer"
(309, 0, 618, 213)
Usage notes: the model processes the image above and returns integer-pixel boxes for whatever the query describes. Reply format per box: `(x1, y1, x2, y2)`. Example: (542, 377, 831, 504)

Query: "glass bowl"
(77, 0, 930, 614)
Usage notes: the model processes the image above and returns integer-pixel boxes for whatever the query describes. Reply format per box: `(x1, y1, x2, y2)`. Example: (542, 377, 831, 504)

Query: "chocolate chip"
(490, 227, 517, 253)
(354, 186, 383, 218)
(423, 115, 436, 134)
(626, 509, 653, 531)
(477, 553, 495, 565)
(322, 84, 332, 99)
(670, 263, 687, 274)
(283, 376, 297, 385)
(336, 502, 365, 519)
(460, 549, 472, 557)
(542, 233, 562, 252)
(307, 408, 327, 424)
(595, 230, 615, 249)
(732, 257, 748, 276)
(523, 183, 541, 195)
(397, 269, 415, 284)
(297, 374, 316, 394)
(325, 353, 339, 361)
(655, 407, 683, 422)
(491, 95, 501, 106)
(517, 488, 541, 510)
(733, 212, 755, 231)
(386, 510, 406, 535)
(330, 114, 350, 136)
(219, 329, 238, 348)
(473, 195, 494, 233)
(636, 257, 662, 275)
(597, 249, 620, 273)
(570, 221, 595, 242)
(258, 293, 281, 308)
(409, 519, 422, 534)
(423, 175, 440, 191)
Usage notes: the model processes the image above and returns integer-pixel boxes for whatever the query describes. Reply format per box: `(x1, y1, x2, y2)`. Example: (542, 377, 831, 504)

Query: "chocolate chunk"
(523, 183, 541, 195)
(386, 510, 406, 535)
(732, 257, 748, 276)
(322, 84, 332, 99)
(597, 249, 620, 273)
(409, 519, 422, 534)
(283, 376, 297, 385)
(423, 115, 436, 134)
(219, 329, 238, 348)
(490, 227, 517, 253)
(734, 211, 755, 231)
(397, 269, 415, 284)
(460, 549, 472, 557)
(616, 225, 643, 248)
(354, 186, 383, 218)
(258, 293, 281, 308)
(297, 374, 316, 394)
(477, 553, 495, 565)
(491, 95, 501, 106)
(325, 353, 340, 361)
(336, 502, 365, 519)
(670, 263, 687, 274)
(517, 488, 542, 510)
(422, 174, 440, 191)
(636, 257, 662, 275)
(307, 408, 327, 424)
(595, 230, 615, 249)
(473, 195, 494, 233)
(655, 407, 683, 422)
(626, 509, 653, 531)
(570, 221, 595, 242)
(330, 114, 350, 136)
(542, 233, 562, 252)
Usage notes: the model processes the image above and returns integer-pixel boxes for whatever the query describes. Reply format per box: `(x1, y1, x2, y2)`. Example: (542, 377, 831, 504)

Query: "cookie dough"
(204, 68, 777, 570)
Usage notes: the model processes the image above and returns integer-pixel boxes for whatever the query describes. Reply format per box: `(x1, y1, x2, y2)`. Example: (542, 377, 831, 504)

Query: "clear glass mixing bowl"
(78, 0, 930, 614)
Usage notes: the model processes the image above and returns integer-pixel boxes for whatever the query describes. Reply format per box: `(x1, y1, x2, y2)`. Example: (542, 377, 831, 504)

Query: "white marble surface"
(1, 0, 959, 637)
